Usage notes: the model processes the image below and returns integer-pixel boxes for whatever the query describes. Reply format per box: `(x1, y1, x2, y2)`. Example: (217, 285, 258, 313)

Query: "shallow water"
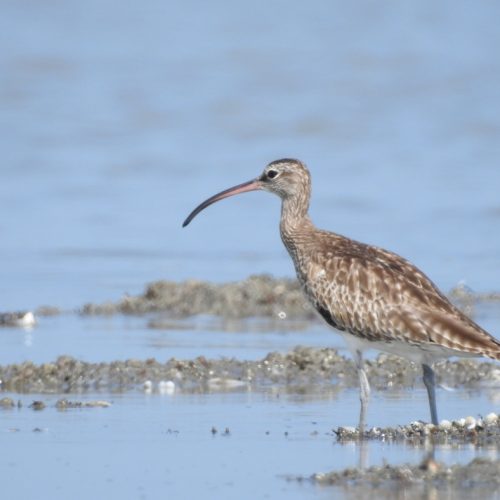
(2, 0, 500, 498)
(2, 390, 499, 500)
(2, 299, 500, 366)
(0, 314, 329, 365)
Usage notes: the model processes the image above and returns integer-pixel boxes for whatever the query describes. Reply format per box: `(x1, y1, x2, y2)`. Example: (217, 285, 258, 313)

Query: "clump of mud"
(300, 457, 500, 497)
(1, 347, 499, 395)
(77, 274, 500, 321)
(336, 413, 500, 446)
(81, 274, 315, 319)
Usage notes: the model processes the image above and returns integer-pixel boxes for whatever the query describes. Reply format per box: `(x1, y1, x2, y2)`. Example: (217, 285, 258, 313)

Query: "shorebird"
(183, 159, 500, 432)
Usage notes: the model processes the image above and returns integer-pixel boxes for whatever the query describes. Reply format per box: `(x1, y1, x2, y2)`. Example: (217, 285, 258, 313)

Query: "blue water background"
(1, 0, 499, 312)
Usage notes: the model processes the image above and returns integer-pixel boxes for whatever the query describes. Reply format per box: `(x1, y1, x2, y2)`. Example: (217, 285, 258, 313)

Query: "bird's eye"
(267, 170, 278, 179)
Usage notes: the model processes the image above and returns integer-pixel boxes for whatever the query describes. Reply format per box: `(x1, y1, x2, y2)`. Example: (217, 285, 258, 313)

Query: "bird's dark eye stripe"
(267, 170, 278, 179)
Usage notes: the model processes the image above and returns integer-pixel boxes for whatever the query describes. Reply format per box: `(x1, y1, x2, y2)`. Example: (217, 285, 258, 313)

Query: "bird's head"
(259, 159, 311, 198)
(182, 158, 311, 227)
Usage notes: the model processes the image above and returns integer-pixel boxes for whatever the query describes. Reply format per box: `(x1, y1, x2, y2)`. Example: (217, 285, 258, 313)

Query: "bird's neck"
(280, 192, 310, 221)
(279, 195, 314, 254)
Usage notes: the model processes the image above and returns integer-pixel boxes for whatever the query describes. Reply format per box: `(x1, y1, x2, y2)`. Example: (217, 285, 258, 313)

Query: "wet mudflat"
(2, 284, 500, 499)
(301, 457, 500, 500)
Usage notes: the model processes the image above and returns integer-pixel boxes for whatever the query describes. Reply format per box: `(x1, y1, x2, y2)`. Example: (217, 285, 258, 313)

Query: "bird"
(182, 158, 500, 433)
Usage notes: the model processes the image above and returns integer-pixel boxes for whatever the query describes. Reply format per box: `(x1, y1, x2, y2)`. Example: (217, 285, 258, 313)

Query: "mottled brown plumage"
(183, 158, 500, 431)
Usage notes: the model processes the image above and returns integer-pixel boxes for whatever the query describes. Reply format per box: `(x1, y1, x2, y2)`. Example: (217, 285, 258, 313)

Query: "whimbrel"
(183, 159, 500, 431)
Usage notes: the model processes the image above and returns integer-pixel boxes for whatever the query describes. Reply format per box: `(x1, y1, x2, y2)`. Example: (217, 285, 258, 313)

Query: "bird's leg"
(422, 363, 439, 425)
(355, 350, 370, 435)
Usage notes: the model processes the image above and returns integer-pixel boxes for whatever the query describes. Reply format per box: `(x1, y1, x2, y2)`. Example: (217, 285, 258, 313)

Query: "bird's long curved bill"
(182, 178, 261, 227)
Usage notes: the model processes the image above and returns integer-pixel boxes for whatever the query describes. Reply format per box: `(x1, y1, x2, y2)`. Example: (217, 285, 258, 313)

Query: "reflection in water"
(326, 439, 500, 500)
(358, 439, 369, 470)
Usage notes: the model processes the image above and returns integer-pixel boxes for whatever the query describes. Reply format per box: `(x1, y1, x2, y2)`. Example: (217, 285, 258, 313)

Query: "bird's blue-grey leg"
(422, 363, 439, 425)
(355, 350, 370, 434)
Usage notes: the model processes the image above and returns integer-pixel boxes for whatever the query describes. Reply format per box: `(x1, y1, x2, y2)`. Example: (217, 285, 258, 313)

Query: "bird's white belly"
(339, 332, 479, 365)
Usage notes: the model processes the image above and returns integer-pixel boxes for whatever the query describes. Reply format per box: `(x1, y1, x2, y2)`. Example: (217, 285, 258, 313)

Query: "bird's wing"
(304, 248, 500, 358)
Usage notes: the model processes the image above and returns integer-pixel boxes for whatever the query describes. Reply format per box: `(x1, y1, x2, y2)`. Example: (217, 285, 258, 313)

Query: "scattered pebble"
(0, 311, 36, 328)
(0, 397, 15, 408)
(29, 401, 45, 411)
(55, 399, 111, 409)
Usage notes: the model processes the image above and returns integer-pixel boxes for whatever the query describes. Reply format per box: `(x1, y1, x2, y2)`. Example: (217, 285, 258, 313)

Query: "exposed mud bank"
(76, 275, 500, 320)
(1, 347, 499, 395)
(335, 413, 500, 446)
(294, 457, 500, 498)
(80, 274, 315, 319)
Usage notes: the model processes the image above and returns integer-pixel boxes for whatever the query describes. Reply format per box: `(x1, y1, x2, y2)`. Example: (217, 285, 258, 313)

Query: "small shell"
(439, 419, 452, 430)
(424, 423, 435, 434)
(158, 380, 176, 395)
(464, 416, 477, 429)
(341, 426, 357, 434)
(484, 413, 498, 425)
